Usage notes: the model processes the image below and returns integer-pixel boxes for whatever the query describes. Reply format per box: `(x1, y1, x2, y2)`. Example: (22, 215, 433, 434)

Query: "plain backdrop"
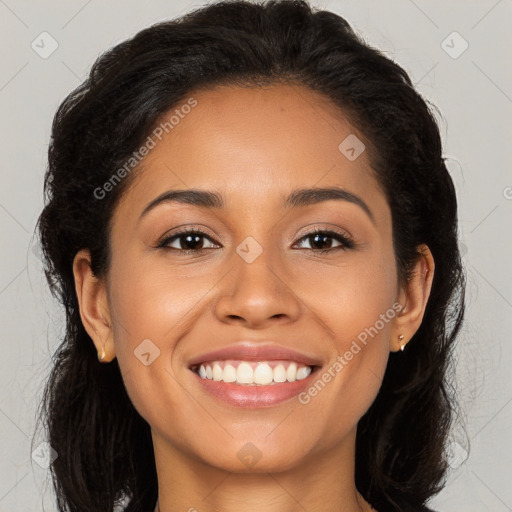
(0, 0, 511, 510)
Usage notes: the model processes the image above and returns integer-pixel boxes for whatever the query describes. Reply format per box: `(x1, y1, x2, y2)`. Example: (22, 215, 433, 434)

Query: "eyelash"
(156, 227, 355, 255)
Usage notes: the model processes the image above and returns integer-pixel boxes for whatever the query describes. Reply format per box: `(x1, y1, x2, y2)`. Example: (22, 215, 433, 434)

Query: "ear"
(390, 243, 435, 352)
(72, 249, 116, 362)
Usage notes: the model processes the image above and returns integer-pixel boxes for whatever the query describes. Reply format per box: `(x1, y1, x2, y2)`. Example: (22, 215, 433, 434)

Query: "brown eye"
(293, 229, 354, 252)
(158, 229, 219, 252)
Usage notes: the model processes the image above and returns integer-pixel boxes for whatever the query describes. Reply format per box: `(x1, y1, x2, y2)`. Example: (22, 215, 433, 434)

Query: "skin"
(73, 83, 434, 512)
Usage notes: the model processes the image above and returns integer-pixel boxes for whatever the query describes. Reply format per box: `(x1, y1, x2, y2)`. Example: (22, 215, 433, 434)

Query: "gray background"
(0, 0, 511, 510)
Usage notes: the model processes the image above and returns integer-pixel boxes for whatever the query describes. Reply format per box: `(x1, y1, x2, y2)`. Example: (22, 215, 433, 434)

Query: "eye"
(157, 229, 220, 253)
(156, 227, 355, 255)
(293, 228, 354, 252)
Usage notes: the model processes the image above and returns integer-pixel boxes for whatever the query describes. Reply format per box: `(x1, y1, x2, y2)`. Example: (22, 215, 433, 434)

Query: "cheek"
(107, 256, 211, 349)
(301, 250, 397, 417)
(105, 256, 219, 414)
(305, 245, 398, 337)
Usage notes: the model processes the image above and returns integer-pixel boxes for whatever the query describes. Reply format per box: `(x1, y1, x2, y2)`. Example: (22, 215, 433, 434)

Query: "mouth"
(190, 359, 320, 386)
(188, 359, 322, 408)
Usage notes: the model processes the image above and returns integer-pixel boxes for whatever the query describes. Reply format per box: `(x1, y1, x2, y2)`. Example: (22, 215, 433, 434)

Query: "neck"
(151, 427, 374, 512)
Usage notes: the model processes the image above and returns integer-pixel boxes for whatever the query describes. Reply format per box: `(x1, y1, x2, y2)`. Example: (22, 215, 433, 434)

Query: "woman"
(36, 1, 465, 511)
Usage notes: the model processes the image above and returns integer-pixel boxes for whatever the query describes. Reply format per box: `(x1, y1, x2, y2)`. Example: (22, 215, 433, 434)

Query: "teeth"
(273, 364, 287, 383)
(253, 362, 273, 385)
(236, 362, 253, 384)
(223, 364, 237, 383)
(212, 362, 223, 381)
(196, 360, 313, 385)
(296, 366, 310, 380)
(286, 362, 297, 382)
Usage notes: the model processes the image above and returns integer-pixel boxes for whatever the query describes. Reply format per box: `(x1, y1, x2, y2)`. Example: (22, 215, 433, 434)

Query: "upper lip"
(188, 342, 324, 368)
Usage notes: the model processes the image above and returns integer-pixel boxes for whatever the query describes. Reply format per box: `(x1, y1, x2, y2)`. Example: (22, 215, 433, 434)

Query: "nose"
(214, 241, 302, 329)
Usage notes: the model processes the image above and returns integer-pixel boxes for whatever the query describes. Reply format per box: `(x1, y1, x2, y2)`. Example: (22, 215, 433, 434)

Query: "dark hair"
(35, 1, 466, 511)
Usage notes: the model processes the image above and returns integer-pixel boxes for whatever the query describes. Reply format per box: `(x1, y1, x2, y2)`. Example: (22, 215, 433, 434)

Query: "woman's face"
(83, 83, 411, 472)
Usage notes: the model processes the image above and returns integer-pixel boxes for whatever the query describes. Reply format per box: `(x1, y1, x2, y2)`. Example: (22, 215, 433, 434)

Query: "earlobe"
(390, 244, 435, 352)
(72, 249, 116, 362)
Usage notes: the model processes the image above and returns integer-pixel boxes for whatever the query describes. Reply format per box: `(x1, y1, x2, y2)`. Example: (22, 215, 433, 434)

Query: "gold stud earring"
(98, 346, 106, 362)
(398, 334, 405, 351)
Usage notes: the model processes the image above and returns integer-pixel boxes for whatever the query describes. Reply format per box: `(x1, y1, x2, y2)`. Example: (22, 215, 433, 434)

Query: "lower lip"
(190, 368, 320, 408)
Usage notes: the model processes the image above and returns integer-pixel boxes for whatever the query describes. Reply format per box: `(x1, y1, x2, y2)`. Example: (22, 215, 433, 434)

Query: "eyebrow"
(139, 186, 375, 224)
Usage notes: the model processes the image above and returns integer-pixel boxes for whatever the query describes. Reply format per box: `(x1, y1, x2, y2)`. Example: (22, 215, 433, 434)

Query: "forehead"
(114, 83, 388, 222)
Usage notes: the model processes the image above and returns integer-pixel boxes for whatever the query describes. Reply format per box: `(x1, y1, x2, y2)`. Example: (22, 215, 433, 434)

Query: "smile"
(189, 359, 322, 408)
(191, 359, 313, 385)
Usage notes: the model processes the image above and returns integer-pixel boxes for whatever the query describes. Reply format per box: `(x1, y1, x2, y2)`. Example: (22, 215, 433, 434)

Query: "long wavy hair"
(35, 1, 466, 510)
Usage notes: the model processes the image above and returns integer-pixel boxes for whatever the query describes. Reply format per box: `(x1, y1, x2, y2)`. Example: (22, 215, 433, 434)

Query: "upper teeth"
(196, 360, 312, 385)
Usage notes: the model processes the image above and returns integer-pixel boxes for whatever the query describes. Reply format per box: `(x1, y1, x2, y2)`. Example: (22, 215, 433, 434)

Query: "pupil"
(183, 234, 202, 250)
(312, 233, 331, 249)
